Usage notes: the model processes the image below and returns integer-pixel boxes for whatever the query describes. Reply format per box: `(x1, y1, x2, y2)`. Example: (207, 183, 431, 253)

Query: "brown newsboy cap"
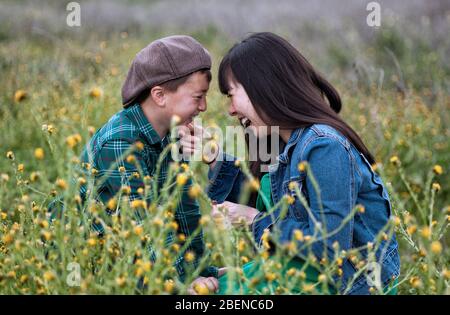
(121, 35, 211, 107)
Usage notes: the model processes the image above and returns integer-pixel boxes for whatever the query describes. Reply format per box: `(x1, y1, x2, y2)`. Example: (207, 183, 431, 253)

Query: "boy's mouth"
(239, 117, 251, 128)
(184, 114, 198, 125)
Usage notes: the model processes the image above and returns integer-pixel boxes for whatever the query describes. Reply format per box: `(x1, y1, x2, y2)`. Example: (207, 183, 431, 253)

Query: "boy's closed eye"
(193, 93, 207, 100)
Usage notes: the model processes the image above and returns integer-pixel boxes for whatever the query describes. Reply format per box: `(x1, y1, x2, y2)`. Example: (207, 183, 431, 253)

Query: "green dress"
(217, 173, 398, 295)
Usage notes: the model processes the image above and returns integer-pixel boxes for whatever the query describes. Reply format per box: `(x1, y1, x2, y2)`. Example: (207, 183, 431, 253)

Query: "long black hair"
(218, 32, 375, 165)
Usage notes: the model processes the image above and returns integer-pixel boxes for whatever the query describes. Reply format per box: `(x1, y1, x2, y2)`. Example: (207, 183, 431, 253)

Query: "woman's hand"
(178, 123, 219, 168)
(211, 201, 259, 228)
(177, 122, 202, 158)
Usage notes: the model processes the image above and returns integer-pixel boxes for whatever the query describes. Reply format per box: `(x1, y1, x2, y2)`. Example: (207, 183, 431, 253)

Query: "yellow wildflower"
(131, 199, 146, 209)
(88, 126, 96, 136)
(115, 276, 126, 287)
(288, 181, 298, 190)
(432, 165, 443, 175)
(167, 221, 178, 230)
(133, 225, 143, 236)
(107, 198, 117, 210)
(389, 156, 400, 167)
(164, 279, 175, 293)
(87, 238, 97, 247)
(126, 155, 136, 163)
(43, 271, 56, 282)
(184, 251, 195, 262)
(152, 217, 164, 227)
(302, 283, 315, 293)
(409, 276, 422, 289)
(76, 177, 86, 186)
(443, 269, 450, 280)
(14, 90, 27, 102)
(30, 172, 40, 182)
(121, 185, 131, 195)
(188, 184, 202, 199)
(287, 268, 296, 277)
(407, 225, 417, 235)
(420, 226, 431, 239)
(170, 115, 181, 126)
(193, 283, 209, 295)
(357, 205, 365, 213)
(249, 178, 260, 191)
(237, 239, 246, 252)
(135, 141, 144, 151)
(199, 215, 210, 225)
(297, 161, 307, 172)
(34, 148, 44, 160)
(265, 272, 277, 282)
(89, 87, 103, 98)
(6, 151, 14, 160)
(65, 135, 77, 149)
(392, 216, 401, 226)
(432, 182, 441, 192)
(430, 241, 442, 254)
(176, 173, 188, 186)
(55, 178, 68, 190)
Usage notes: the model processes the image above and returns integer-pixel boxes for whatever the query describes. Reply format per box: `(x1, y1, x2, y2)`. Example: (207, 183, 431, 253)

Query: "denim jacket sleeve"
(279, 136, 355, 260)
(206, 152, 246, 203)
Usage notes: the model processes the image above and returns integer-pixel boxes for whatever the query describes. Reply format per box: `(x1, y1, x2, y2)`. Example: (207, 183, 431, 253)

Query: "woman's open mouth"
(240, 117, 251, 128)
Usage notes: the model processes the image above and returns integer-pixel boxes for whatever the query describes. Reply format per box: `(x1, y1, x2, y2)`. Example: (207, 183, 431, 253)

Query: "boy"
(78, 35, 219, 292)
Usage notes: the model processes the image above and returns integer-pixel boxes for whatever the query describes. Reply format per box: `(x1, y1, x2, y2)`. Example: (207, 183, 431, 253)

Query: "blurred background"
(2, 0, 450, 91)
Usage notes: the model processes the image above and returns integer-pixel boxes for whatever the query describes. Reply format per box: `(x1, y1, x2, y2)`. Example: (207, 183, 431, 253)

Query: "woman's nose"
(228, 102, 237, 116)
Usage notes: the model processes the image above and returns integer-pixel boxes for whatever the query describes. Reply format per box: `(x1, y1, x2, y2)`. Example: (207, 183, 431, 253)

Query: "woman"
(206, 32, 400, 294)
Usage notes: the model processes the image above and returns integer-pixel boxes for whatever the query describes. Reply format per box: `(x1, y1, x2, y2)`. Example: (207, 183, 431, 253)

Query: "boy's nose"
(198, 99, 207, 112)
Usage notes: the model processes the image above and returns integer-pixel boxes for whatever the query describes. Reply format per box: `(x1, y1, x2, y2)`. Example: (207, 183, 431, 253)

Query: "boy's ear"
(150, 86, 166, 107)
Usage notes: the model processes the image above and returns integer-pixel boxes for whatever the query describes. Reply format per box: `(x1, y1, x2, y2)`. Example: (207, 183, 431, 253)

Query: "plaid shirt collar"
(125, 103, 166, 146)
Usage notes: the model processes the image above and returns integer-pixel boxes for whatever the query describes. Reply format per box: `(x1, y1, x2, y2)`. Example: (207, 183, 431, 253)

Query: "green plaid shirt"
(78, 103, 217, 280)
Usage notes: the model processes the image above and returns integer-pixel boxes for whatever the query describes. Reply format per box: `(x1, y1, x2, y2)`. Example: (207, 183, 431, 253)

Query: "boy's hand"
(187, 276, 219, 295)
(211, 201, 259, 228)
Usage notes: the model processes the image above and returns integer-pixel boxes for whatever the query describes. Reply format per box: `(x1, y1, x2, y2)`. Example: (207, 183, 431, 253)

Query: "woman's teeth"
(240, 117, 251, 128)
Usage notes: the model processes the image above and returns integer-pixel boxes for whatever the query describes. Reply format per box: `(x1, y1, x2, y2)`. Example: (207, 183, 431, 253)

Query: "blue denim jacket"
(207, 124, 400, 294)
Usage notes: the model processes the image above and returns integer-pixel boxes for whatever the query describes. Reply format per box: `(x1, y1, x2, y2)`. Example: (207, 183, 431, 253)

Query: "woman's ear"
(150, 86, 166, 107)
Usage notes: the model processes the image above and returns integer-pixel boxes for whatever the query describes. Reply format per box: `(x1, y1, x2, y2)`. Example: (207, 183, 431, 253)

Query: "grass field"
(0, 1, 449, 294)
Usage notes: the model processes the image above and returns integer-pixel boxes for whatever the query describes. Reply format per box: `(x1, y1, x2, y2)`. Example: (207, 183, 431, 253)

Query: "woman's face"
(226, 79, 268, 137)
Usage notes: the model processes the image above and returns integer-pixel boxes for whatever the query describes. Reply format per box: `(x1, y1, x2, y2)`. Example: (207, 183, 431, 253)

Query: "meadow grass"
(0, 29, 448, 294)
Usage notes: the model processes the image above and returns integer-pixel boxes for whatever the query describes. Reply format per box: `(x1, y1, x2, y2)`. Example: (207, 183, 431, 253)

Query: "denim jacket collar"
(277, 127, 304, 164)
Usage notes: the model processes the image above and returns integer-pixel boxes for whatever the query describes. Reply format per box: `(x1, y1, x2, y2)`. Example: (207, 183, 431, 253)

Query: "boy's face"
(165, 71, 209, 126)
